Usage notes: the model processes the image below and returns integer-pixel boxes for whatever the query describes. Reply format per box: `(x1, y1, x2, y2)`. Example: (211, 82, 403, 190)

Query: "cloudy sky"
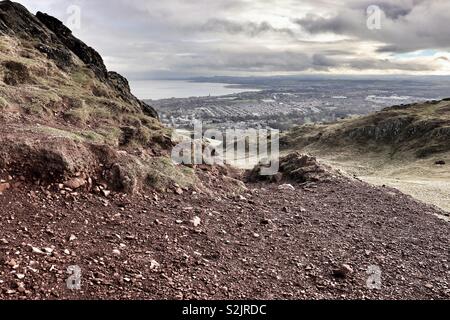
(16, 0, 450, 79)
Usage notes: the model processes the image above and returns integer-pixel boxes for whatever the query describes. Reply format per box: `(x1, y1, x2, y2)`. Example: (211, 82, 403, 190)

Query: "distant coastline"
(130, 79, 260, 100)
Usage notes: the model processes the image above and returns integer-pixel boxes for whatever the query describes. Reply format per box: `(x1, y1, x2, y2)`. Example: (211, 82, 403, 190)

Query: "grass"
(96, 126, 122, 146)
(0, 38, 165, 145)
(71, 66, 94, 87)
(145, 156, 196, 191)
(2, 60, 31, 85)
(32, 126, 85, 142)
(63, 103, 90, 125)
(284, 100, 450, 161)
(0, 33, 191, 194)
(0, 96, 8, 110)
(32, 126, 121, 145)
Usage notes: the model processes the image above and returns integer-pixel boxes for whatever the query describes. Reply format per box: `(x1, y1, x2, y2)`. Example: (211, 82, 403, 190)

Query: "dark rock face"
(0, 0, 158, 119)
(347, 116, 415, 142)
(108, 71, 132, 98)
(36, 11, 108, 79)
(140, 100, 159, 119)
(35, 43, 73, 70)
(0, 1, 50, 41)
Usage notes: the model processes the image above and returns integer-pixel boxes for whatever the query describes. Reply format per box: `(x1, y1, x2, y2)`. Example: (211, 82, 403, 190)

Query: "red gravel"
(0, 177, 449, 300)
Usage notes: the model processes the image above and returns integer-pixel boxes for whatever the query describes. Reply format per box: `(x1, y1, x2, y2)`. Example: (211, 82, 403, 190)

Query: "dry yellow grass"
(284, 99, 450, 215)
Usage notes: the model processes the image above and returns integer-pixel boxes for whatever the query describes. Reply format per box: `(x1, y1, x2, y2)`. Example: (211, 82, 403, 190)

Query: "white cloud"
(14, 0, 450, 77)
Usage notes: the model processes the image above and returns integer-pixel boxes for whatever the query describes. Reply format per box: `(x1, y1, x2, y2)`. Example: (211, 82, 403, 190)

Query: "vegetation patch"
(0, 96, 8, 110)
(3, 60, 31, 85)
(145, 157, 196, 191)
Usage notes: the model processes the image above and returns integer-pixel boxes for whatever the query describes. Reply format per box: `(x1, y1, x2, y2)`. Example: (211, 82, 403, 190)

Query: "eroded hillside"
(0, 1, 197, 193)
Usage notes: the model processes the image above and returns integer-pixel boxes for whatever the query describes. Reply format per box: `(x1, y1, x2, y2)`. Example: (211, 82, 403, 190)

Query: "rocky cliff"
(0, 1, 192, 193)
(0, 1, 157, 118)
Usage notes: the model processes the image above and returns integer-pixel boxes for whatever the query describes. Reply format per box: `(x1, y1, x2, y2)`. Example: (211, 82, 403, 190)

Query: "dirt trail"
(0, 177, 449, 300)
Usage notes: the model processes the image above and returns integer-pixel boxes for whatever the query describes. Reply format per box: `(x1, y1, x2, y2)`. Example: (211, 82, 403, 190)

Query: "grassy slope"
(283, 100, 450, 213)
(0, 34, 198, 192)
(0, 35, 169, 147)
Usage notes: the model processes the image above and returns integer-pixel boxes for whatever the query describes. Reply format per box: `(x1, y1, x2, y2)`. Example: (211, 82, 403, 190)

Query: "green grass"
(32, 126, 85, 142)
(1, 35, 166, 141)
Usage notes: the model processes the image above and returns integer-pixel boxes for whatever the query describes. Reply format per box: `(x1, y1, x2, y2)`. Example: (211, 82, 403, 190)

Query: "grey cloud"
(170, 50, 312, 72)
(376, 45, 401, 53)
(312, 54, 337, 69)
(198, 19, 295, 37)
(312, 53, 434, 72)
(169, 49, 435, 74)
(436, 56, 449, 62)
(349, 0, 425, 19)
(295, 0, 450, 53)
(294, 14, 355, 35)
(14, 0, 450, 76)
(347, 58, 433, 71)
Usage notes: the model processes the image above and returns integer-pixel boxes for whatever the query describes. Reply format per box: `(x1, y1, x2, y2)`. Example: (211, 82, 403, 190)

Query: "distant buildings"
(148, 84, 434, 132)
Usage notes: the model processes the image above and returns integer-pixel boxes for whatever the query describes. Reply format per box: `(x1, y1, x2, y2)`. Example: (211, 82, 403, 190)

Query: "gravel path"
(0, 178, 449, 300)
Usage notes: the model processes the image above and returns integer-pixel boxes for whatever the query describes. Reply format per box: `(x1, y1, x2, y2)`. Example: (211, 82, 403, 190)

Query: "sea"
(129, 80, 258, 100)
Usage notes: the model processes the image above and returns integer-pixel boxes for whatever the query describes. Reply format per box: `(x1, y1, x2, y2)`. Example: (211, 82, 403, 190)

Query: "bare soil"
(1, 174, 449, 300)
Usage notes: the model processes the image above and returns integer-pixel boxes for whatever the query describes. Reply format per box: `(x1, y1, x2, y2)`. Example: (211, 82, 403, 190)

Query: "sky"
(15, 0, 450, 79)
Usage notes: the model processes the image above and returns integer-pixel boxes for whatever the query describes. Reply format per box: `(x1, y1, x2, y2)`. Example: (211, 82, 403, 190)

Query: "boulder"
(63, 177, 86, 190)
(247, 152, 339, 183)
(0, 182, 10, 192)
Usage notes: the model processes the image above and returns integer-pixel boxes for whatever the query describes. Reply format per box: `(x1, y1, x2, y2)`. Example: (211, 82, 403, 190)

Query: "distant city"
(144, 76, 450, 132)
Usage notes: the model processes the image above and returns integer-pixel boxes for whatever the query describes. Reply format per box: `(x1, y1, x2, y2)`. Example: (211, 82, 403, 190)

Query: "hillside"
(284, 99, 450, 159)
(0, 1, 450, 300)
(0, 1, 196, 194)
(282, 99, 450, 212)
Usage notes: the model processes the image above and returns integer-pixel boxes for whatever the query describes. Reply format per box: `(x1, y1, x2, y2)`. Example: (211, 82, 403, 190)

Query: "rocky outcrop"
(0, 1, 50, 41)
(36, 11, 108, 79)
(2, 60, 31, 85)
(347, 116, 415, 142)
(0, 0, 158, 119)
(0, 1, 73, 70)
(247, 152, 340, 183)
(278, 153, 339, 182)
(0, 1, 175, 193)
(284, 100, 450, 159)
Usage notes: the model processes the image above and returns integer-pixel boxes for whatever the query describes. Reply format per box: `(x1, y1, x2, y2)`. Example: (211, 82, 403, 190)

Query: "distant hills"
(283, 99, 450, 160)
